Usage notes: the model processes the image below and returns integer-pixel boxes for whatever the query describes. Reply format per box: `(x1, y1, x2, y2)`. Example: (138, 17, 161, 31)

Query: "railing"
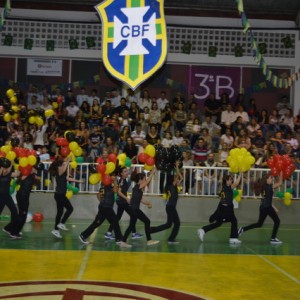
(33, 163, 300, 199)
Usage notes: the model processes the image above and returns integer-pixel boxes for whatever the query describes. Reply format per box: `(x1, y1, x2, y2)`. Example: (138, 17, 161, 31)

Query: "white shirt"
(235, 111, 249, 124)
(66, 105, 79, 117)
(221, 110, 236, 125)
(77, 94, 90, 107)
(157, 98, 169, 111)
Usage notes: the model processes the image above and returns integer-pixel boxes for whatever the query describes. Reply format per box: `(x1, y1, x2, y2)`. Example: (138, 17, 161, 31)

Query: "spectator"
(269, 109, 280, 133)
(220, 92, 230, 111)
(128, 101, 140, 131)
(231, 116, 247, 138)
(258, 109, 269, 136)
(88, 124, 103, 159)
(173, 130, 183, 147)
(201, 115, 221, 151)
(65, 100, 79, 127)
(234, 129, 251, 150)
(114, 97, 128, 117)
(218, 143, 230, 166)
(27, 95, 40, 110)
(247, 98, 259, 119)
(220, 128, 234, 149)
(138, 89, 151, 110)
(250, 129, 267, 164)
(119, 125, 131, 150)
(204, 92, 221, 123)
(102, 118, 119, 142)
(123, 137, 138, 162)
(280, 108, 294, 134)
(80, 101, 91, 122)
(173, 102, 187, 132)
(200, 128, 213, 151)
(89, 99, 102, 128)
(102, 136, 118, 155)
(75, 121, 89, 151)
(247, 118, 261, 138)
(88, 89, 100, 106)
(182, 150, 194, 194)
(102, 99, 113, 118)
(157, 91, 169, 111)
(149, 102, 161, 131)
(40, 96, 52, 112)
(234, 104, 249, 125)
(269, 131, 285, 154)
(64, 89, 76, 107)
(276, 95, 291, 116)
(161, 104, 172, 134)
(131, 123, 146, 147)
(125, 88, 138, 105)
(110, 89, 121, 108)
(190, 118, 201, 148)
(76, 87, 89, 108)
(203, 153, 218, 195)
(161, 131, 174, 148)
(146, 124, 160, 145)
(221, 103, 236, 134)
(192, 138, 210, 163)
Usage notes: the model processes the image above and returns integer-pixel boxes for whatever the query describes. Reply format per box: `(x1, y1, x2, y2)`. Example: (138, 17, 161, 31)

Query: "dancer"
(197, 173, 242, 244)
(150, 161, 183, 244)
(0, 158, 19, 237)
(79, 177, 131, 248)
(9, 164, 42, 239)
(122, 167, 159, 246)
(49, 155, 83, 238)
(104, 167, 143, 240)
(238, 172, 283, 244)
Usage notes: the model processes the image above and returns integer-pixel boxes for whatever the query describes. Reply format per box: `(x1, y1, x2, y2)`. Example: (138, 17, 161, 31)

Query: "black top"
(55, 172, 67, 194)
(130, 184, 143, 210)
(100, 185, 115, 208)
(167, 184, 178, 207)
(0, 171, 12, 195)
(219, 185, 233, 206)
(18, 173, 35, 196)
(261, 184, 273, 208)
(116, 178, 131, 205)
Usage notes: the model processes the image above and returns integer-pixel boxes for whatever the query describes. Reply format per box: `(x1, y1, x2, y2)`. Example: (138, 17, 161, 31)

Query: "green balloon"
(73, 187, 79, 194)
(286, 188, 293, 194)
(76, 156, 84, 163)
(124, 157, 132, 167)
(276, 191, 284, 199)
(233, 189, 239, 198)
(9, 186, 15, 195)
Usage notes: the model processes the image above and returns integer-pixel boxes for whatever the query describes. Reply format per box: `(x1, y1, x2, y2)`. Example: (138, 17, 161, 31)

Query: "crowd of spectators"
(1, 83, 300, 176)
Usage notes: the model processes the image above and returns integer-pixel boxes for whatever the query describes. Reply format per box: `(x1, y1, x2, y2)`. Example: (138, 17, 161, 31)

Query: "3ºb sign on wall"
(27, 59, 63, 77)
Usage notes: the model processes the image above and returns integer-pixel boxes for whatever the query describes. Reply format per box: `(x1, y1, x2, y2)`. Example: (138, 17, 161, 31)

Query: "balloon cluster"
(226, 148, 255, 173)
(276, 188, 293, 206)
(66, 183, 79, 200)
(154, 145, 183, 172)
(267, 154, 296, 179)
(233, 188, 243, 202)
(2, 89, 19, 123)
(88, 153, 132, 186)
(138, 145, 156, 170)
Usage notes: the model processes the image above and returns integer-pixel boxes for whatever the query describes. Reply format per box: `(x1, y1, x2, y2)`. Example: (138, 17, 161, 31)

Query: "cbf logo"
(95, 0, 167, 90)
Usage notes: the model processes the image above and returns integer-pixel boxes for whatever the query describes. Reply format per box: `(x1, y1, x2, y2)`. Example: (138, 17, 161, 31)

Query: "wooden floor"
(0, 220, 300, 299)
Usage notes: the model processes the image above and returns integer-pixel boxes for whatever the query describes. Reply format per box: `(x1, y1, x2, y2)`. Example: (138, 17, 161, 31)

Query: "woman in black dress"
(49, 155, 83, 239)
(197, 173, 242, 244)
(238, 172, 283, 244)
(122, 167, 159, 246)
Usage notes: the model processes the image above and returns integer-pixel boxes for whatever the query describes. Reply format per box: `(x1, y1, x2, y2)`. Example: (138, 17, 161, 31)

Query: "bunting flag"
(235, 0, 298, 89)
(0, 0, 11, 30)
(95, 0, 167, 90)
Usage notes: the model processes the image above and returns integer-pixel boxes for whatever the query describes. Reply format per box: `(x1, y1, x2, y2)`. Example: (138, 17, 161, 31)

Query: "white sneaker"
(270, 238, 282, 245)
(51, 230, 62, 239)
(197, 229, 205, 242)
(229, 238, 242, 244)
(57, 223, 69, 231)
(119, 241, 132, 248)
(147, 240, 160, 246)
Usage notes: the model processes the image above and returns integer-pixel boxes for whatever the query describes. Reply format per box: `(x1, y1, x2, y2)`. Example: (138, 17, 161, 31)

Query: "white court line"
(77, 228, 98, 280)
(244, 245, 300, 285)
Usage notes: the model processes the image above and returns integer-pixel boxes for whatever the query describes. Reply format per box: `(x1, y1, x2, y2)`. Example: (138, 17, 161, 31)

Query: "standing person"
(104, 167, 143, 240)
(197, 173, 242, 244)
(0, 158, 19, 236)
(79, 179, 132, 248)
(48, 156, 83, 238)
(9, 165, 42, 239)
(238, 173, 283, 244)
(150, 162, 183, 244)
(122, 168, 159, 246)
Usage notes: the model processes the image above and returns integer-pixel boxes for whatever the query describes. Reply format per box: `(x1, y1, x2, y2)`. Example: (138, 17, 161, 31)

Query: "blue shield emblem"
(95, 0, 167, 90)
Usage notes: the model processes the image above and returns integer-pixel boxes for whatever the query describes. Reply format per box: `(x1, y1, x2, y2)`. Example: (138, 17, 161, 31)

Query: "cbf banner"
(95, 0, 167, 90)
(189, 66, 241, 101)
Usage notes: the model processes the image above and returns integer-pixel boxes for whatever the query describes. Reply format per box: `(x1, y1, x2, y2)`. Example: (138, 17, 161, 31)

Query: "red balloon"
(28, 150, 37, 157)
(13, 147, 22, 157)
(0, 150, 6, 157)
(266, 158, 275, 168)
(270, 167, 280, 177)
(19, 165, 33, 176)
(56, 137, 69, 147)
(138, 153, 149, 163)
(57, 96, 63, 103)
(19, 148, 30, 157)
(60, 146, 71, 157)
(102, 174, 112, 186)
(97, 163, 106, 174)
(108, 153, 117, 163)
(145, 156, 155, 166)
(96, 157, 105, 164)
(33, 212, 44, 222)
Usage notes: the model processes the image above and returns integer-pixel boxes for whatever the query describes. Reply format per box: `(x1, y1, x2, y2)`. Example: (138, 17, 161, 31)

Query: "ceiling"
(2, 0, 300, 22)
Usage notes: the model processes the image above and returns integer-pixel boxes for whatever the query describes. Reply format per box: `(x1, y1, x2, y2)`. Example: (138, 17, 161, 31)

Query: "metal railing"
(33, 163, 300, 199)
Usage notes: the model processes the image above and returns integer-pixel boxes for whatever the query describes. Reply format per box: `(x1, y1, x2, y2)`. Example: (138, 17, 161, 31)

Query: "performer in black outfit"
(238, 172, 283, 245)
(151, 161, 183, 244)
(9, 165, 41, 239)
(49, 155, 83, 239)
(104, 167, 143, 240)
(79, 178, 131, 248)
(197, 173, 242, 244)
(122, 167, 159, 246)
(0, 158, 19, 237)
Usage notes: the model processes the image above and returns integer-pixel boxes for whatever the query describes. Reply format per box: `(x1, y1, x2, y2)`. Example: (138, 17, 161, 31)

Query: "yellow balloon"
(235, 195, 242, 202)
(13, 163, 19, 171)
(9, 96, 18, 104)
(28, 155, 37, 166)
(64, 130, 71, 138)
(6, 151, 16, 161)
(105, 162, 116, 174)
(35, 117, 44, 126)
(44, 109, 54, 117)
(144, 163, 154, 171)
(238, 189, 243, 196)
(52, 102, 58, 109)
(28, 116, 36, 124)
(6, 89, 15, 98)
(3, 113, 11, 122)
(19, 157, 29, 167)
(70, 161, 78, 169)
(69, 141, 79, 151)
(1, 145, 12, 154)
(144, 145, 156, 157)
(89, 173, 101, 185)
(44, 179, 51, 187)
(117, 153, 126, 162)
(66, 190, 73, 200)
(15, 184, 21, 191)
(72, 147, 83, 157)
(11, 113, 19, 120)
(11, 105, 20, 112)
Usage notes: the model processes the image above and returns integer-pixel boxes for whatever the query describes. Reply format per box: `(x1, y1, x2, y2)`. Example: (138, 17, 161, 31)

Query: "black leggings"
(107, 202, 137, 233)
(10, 193, 29, 235)
(243, 205, 280, 239)
(202, 204, 238, 238)
(81, 206, 123, 240)
(123, 209, 151, 242)
(0, 194, 18, 233)
(54, 193, 74, 230)
(151, 205, 180, 241)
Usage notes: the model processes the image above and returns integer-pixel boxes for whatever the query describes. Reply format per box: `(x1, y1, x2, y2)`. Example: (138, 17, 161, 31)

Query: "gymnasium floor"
(0, 220, 300, 300)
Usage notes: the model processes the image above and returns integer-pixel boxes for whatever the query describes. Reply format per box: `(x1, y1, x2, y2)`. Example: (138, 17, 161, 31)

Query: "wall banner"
(27, 59, 63, 77)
